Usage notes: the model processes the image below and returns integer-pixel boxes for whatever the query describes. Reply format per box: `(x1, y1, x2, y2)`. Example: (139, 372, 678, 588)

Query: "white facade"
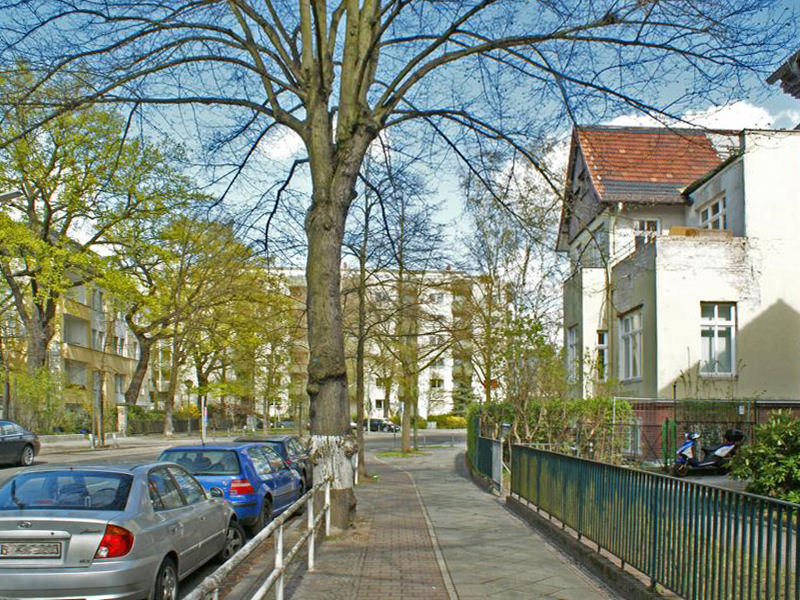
(562, 129, 800, 400)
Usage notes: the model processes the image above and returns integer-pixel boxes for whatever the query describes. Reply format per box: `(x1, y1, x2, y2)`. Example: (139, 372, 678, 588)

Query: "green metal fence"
(475, 435, 494, 480)
(511, 445, 800, 600)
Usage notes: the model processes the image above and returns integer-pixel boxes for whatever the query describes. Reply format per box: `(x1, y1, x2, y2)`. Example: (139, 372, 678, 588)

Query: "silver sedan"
(0, 462, 245, 600)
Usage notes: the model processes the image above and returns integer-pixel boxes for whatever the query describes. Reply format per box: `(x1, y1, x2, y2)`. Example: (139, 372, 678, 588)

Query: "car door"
(167, 465, 224, 565)
(260, 446, 297, 510)
(287, 439, 311, 486)
(147, 467, 198, 578)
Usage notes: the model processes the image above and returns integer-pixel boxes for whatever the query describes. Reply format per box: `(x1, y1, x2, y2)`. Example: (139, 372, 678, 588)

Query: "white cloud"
(606, 101, 777, 130)
(258, 126, 305, 161)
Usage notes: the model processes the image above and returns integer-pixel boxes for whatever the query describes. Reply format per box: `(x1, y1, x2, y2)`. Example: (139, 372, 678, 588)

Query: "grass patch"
(376, 450, 432, 458)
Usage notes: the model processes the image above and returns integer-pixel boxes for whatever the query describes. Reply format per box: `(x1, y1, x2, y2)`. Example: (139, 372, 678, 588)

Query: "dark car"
(235, 435, 313, 492)
(159, 442, 302, 535)
(0, 419, 40, 466)
(364, 418, 400, 433)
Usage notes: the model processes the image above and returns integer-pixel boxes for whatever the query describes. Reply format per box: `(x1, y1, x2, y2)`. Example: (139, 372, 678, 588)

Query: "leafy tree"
(0, 70, 173, 373)
(730, 411, 800, 503)
(106, 212, 264, 433)
(1, 0, 792, 527)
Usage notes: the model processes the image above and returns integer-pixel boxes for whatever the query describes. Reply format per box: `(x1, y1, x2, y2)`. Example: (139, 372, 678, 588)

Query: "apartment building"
(559, 125, 800, 401)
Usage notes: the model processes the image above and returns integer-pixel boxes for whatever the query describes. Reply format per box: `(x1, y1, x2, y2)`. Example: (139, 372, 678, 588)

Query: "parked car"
(0, 462, 244, 599)
(235, 435, 313, 492)
(159, 442, 302, 536)
(364, 418, 400, 432)
(0, 419, 40, 466)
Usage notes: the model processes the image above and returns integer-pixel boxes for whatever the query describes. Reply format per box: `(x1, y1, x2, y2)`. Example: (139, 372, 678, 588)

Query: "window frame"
(596, 330, 609, 382)
(633, 219, 660, 247)
(619, 311, 643, 382)
(699, 302, 736, 377)
(699, 196, 727, 230)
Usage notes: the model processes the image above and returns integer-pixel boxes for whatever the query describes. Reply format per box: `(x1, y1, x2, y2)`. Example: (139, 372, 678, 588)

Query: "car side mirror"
(209, 487, 224, 498)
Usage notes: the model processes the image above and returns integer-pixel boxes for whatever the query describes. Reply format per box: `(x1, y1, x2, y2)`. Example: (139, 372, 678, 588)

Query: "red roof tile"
(576, 127, 724, 203)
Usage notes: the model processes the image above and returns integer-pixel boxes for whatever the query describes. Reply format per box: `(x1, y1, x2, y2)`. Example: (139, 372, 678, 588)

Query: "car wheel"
(295, 480, 307, 515)
(153, 558, 178, 600)
(215, 520, 245, 562)
(19, 445, 35, 467)
(248, 498, 272, 536)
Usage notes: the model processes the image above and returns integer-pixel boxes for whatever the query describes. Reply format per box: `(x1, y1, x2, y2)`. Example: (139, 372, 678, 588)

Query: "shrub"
(730, 411, 800, 503)
(428, 414, 467, 429)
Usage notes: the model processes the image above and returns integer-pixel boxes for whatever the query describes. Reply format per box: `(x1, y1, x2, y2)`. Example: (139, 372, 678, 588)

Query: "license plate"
(0, 542, 61, 558)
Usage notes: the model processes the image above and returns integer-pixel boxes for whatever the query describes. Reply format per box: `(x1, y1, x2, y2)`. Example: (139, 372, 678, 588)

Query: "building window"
(114, 374, 125, 403)
(376, 377, 390, 390)
(375, 398, 384, 410)
(112, 335, 125, 355)
(430, 378, 444, 389)
(91, 328, 105, 351)
(634, 219, 660, 247)
(596, 330, 608, 382)
(567, 326, 579, 382)
(699, 196, 727, 230)
(65, 360, 87, 388)
(619, 311, 642, 381)
(700, 302, 736, 375)
(91, 289, 105, 312)
(431, 357, 445, 368)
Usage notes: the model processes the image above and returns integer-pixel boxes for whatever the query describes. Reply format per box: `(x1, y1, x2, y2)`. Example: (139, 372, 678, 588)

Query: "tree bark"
(305, 182, 357, 530)
(26, 300, 56, 373)
(125, 334, 152, 406)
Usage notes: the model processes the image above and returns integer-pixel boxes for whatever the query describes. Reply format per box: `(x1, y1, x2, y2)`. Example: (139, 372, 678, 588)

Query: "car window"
(0, 423, 13, 436)
(0, 471, 132, 511)
(159, 450, 240, 475)
(246, 446, 273, 477)
(289, 439, 306, 456)
(261, 445, 287, 471)
(168, 466, 206, 504)
(148, 468, 185, 511)
(9, 424, 25, 435)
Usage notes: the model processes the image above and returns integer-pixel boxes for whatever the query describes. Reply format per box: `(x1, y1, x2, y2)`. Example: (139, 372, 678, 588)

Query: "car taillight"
(94, 524, 134, 559)
(284, 459, 293, 466)
(230, 478, 255, 495)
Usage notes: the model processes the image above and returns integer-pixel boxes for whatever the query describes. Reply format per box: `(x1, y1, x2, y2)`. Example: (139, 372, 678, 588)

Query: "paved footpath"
(289, 447, 617, 600)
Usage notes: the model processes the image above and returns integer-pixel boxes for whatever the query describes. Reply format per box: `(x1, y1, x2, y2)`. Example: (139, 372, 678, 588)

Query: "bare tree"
(0, 0, 791, 527)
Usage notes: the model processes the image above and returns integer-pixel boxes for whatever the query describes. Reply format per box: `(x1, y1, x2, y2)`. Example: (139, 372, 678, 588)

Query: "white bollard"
(308, 494, 315, 571)
(324, 481, 331, 537)
(275, 524, 284, 600)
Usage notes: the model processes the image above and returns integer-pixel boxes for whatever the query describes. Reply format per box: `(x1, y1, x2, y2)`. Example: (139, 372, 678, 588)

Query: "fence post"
(325, 480, 331, 537)
(308, 492, 315, 571)
(649, 476, 659, 589)
(275, 523, 284, 600)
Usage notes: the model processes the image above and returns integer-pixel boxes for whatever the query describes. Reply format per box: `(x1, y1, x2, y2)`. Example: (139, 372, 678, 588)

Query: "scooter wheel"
(673, 463, 689, 477)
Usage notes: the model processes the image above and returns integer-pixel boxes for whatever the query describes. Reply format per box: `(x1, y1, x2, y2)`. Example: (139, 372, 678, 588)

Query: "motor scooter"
(673, 428, 745, 477)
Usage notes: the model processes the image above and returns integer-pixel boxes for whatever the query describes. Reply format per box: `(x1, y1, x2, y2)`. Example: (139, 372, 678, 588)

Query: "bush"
(730, 411, 800, 503)
(428, 414, 467, 429)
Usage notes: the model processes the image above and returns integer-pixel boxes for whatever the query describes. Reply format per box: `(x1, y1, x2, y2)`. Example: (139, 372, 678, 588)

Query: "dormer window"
(699, 196, 727, 230)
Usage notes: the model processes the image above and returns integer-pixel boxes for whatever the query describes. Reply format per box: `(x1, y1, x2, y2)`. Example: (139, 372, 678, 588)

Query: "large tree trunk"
(305, 188, 357, 530)
(26, 300, 56, 373)
(125, 334, 152, 406)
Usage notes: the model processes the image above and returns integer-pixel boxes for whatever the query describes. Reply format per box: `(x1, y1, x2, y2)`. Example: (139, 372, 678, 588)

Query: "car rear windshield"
(0, 471, 133, 511)
(160, 450, 241, 475)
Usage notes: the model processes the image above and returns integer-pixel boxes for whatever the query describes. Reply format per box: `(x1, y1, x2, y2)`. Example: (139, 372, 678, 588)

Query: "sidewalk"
(289, 447, 617, 600)
(37, 432, 239, 455)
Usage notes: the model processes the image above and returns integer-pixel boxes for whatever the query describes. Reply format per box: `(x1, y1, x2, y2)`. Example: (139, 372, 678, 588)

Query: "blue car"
(159, 442, 302, 535)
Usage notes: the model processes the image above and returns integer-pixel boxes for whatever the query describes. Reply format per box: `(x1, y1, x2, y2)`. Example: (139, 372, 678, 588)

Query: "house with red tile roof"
(558, 125, 800, 404)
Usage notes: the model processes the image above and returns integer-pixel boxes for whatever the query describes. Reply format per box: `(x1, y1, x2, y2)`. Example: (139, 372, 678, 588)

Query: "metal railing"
(185, 478, 332, 600)
(511, 445, 800, 600)
(475, 435, 495, 479)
